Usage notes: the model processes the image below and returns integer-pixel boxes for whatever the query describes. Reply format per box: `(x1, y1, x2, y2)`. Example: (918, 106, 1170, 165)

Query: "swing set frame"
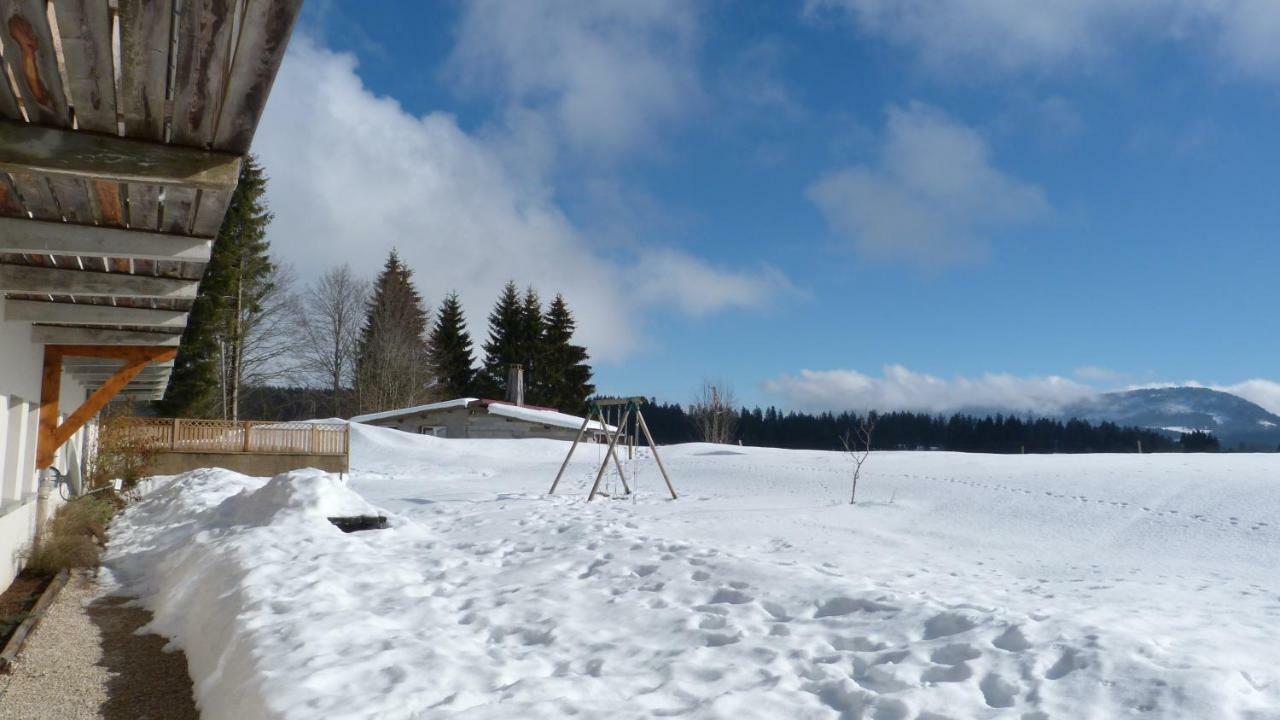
(549, 397, 677, 501)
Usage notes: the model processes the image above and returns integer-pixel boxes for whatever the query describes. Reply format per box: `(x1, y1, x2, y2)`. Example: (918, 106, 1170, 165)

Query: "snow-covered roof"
(350, 397, 613, 434)
(350, 398, 478, 424)
(484, 401, 613, 433)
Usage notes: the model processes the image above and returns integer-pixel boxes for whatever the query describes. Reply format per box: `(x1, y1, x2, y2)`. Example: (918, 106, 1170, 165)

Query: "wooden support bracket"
(36, 344, 177, 469)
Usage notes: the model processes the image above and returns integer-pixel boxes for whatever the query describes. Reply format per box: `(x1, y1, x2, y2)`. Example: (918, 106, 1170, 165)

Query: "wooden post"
(242, 421, 251, 452)
(637, 411, 677, 500)
(549, 411, 594, 495)
(171, 417, 179, 450)
(36, 347, 63, 469)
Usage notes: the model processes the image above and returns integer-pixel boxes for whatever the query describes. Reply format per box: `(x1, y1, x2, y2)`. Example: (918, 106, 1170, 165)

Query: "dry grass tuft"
(21, 494, 119, 576)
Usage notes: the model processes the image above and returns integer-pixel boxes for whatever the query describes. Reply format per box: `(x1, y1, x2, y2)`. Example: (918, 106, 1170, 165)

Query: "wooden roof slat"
(52, 0, 117, 133)
(211, 0, 300, 153)
(47, 175, 93, 223)
(118, 0, 173, 142)
(0, 0, 71, 126)
(9, 170, 59, 219)
(0, 47, 20, 119)
(0, 172, 23, 215)
(0, 215, 211, 261)
(0, 119, 242, 189)
(90, 178, 123, 225)
(189, 185, 227, 236)
(170, 0, 235, 147)
(126, 182, 159, 229)
(160, 183, 194, 233)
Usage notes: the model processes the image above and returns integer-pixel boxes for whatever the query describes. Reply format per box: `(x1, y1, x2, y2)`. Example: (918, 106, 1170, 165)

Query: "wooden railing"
(121, 418, 349, 456)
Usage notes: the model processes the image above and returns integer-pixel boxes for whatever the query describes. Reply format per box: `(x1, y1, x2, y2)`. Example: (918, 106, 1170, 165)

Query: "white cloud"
(255, 35, 782, 363)
(766, 365, 1280, 417)
(1127, 379, 1280, 416)
(807, 103, 1047, 267)
(447, 0, 701, 158)
(1213, 380, 1280, 416)
(803, 0, 1280, 79)
(763, 365, 1098, 415)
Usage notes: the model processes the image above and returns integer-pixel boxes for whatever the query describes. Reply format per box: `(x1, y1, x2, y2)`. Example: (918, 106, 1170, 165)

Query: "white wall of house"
(0, 309, 93, 591)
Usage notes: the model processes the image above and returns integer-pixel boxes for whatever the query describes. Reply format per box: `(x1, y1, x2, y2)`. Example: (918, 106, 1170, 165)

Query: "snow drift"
(103, 424, 1280, 718)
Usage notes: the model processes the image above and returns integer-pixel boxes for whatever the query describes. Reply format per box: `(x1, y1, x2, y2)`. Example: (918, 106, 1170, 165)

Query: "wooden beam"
(0, 119, 243, 190)
(50, 359, 151, 451)
(45, 344, 178, 360)
(63, 359, 174, 369)
(73, 373, 169, 383)
(5, 299, 188, 327)
(36, 345, 176, 468)
(70, 366, 171, 378)
(0, 264, 198, 298)
(32, 326, 181, 346)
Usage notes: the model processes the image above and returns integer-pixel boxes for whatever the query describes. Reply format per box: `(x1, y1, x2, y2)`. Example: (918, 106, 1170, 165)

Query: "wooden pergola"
(0, 0, 302, 469)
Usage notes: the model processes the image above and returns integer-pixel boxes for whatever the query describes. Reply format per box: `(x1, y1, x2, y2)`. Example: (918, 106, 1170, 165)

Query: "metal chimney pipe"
(507, 364, 524, 406)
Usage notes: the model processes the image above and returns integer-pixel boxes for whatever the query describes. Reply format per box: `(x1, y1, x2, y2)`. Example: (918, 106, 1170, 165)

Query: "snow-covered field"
(104, 424, 1280, 719)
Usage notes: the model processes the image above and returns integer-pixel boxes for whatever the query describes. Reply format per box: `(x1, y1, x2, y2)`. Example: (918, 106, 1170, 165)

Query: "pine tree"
(539, 294, 594, 414)
(517, 287, 545, 403)
(160, 154, 277, 419)
(427, 291, 476, 399)
(477, 281, 523, 399)
(355, 250, 433, 412)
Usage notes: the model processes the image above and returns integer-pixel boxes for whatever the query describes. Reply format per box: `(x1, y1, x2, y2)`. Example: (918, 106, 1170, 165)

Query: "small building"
(351, 398, 610, 441)
(351, 365, 610, 441)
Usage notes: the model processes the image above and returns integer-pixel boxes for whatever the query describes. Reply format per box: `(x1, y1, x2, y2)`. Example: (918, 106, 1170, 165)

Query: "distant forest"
(232, 387, 1220, 454)
(636, 402, 1221, 454)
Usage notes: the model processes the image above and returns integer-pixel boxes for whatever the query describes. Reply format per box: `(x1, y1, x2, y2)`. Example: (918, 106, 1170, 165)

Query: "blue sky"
(253, 1, 1280, 414)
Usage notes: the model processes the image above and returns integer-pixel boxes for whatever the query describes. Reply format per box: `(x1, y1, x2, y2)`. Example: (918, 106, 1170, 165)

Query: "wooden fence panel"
(123, 417, 349, 456)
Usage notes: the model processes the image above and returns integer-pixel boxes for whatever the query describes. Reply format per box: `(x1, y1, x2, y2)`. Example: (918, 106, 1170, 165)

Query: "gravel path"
(0, 572, 198, 719)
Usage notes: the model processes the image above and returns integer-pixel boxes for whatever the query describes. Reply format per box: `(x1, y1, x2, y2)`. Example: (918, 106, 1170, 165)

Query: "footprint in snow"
(922, 611, 978, 640)
(979, 672, 1019, 708)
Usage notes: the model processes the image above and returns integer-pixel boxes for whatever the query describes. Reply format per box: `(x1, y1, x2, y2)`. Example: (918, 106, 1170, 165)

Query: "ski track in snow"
(104, 424, 1280, 719)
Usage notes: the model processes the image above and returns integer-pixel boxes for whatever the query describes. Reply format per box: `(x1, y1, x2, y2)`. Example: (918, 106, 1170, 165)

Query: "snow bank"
(105, 468, 395, 719)
(106, 426, 1280, 718)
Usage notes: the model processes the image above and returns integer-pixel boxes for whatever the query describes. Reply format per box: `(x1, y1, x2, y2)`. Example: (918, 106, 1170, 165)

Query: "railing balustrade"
(118, 418, 349, 456)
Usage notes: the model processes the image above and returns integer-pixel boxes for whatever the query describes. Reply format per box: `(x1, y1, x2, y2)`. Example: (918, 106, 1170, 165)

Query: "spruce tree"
(355, 250, 433, 412)
(517, 287, 545, 403)
(540, 294, 595, 414)
(160, 154, 274, 419)
(477, 281, 523, 399)
(427, 291, 476, 398)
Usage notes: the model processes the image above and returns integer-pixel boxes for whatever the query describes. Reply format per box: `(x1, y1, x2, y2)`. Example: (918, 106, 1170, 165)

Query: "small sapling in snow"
(840, 413, 877, 505)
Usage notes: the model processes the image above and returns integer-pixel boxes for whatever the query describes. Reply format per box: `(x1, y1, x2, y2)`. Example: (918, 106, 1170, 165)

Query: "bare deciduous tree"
(840, 413, 877, 504)
(690, 381, 738, 444)
(297, 264, 369, 416)
(220, 263, 298, 421)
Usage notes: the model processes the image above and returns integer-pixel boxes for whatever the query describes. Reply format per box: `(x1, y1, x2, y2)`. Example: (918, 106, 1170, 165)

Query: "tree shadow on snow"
(87, 596, 199, 720)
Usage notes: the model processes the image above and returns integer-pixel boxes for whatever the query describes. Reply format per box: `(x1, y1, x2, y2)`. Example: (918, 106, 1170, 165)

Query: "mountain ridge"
(1059, 386, 1280, 450)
